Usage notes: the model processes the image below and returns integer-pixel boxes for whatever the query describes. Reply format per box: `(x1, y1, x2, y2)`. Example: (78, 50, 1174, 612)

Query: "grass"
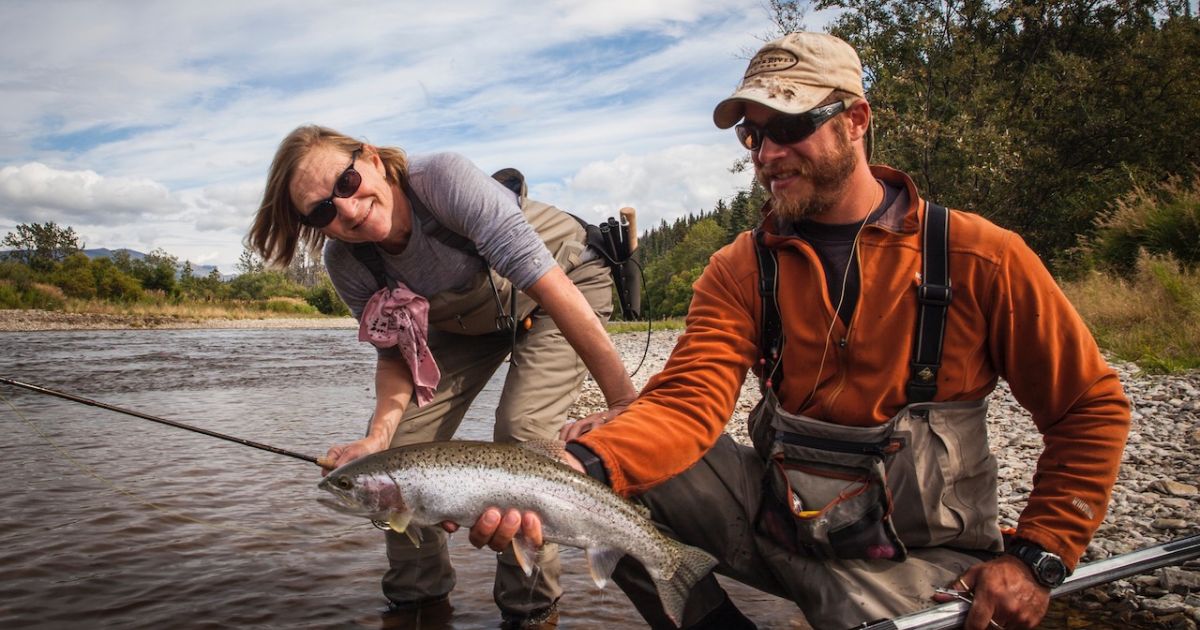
(605, 318, 686, 334)
(1062, 253, 1200, 373)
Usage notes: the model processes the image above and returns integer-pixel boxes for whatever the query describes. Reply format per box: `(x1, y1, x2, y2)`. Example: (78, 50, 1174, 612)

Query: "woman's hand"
(318, 433, 390, 475)
(559, 402, 630, 441)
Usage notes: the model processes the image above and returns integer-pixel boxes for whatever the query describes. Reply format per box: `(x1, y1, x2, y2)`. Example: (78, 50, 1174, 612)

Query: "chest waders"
(749, 203, 1003, 562)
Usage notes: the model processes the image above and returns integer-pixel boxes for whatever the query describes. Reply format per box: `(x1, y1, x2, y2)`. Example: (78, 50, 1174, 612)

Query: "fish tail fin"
(652, 542, 718, 626)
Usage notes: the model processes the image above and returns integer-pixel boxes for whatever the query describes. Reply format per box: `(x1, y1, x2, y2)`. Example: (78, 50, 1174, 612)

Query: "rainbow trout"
(318, 440, 717, 624)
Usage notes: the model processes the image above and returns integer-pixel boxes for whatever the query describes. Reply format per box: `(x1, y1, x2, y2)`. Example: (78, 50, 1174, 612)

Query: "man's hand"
(444, 453, 586, 550)
(317, 435, 389, 476)
(441, 508, 545, 552)
(937, 555, 1050, 630)
(559, 404, 628, 441)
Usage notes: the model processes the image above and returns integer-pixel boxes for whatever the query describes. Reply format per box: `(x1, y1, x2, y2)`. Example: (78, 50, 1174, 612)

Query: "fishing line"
(0, 376, 324, 465)
(0, 386, 362, 538)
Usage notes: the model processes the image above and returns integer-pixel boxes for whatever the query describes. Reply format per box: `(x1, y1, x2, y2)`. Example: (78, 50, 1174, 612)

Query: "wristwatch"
(1006, 540, 1069, 588)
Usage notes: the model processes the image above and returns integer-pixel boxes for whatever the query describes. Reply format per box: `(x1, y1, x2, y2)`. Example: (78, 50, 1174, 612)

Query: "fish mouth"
(316, 496, 385, 520)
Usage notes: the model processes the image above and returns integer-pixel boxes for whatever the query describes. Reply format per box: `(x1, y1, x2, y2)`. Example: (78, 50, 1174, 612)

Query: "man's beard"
(757, 132, 858, 221)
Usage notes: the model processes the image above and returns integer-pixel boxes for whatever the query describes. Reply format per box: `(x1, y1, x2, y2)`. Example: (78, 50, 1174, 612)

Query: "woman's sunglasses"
(734, 100, 849, 152)
(298, 148, 362, 228)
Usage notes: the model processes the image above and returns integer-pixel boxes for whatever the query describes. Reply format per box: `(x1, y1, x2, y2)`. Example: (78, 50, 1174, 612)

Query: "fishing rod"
(860, 533, 1200, 630)
(0, 376, 328, 467)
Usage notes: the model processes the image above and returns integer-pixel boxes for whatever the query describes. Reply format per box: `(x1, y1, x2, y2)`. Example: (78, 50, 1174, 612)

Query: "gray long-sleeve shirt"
(324, 152, 555, 321)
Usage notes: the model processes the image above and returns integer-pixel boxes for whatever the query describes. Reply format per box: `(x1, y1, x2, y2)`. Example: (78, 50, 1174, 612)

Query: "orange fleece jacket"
(578, 166, 1130, 568)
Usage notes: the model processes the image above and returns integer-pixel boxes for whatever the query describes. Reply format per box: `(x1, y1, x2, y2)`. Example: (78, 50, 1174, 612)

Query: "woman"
(249, 125, 637, 628)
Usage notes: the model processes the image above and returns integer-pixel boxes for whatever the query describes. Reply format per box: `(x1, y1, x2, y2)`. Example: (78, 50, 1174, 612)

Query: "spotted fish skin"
(318, 440, 716, 624)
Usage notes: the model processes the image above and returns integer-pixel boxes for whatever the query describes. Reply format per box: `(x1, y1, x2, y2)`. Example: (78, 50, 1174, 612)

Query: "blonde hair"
(247, 125, 409, 267)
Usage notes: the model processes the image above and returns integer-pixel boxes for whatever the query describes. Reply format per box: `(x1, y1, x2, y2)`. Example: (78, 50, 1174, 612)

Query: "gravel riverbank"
(570, 329, 1200, 629)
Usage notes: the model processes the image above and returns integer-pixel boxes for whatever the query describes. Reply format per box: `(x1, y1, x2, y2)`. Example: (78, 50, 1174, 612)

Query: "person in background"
(249, 125, 637, 629)
(473, 32, 1131, 630)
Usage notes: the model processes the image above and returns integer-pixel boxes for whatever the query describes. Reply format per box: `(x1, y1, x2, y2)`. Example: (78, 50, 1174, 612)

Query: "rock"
(1154, 612, 1197, 630)
(1152, 518, 1191, 530)
(1141, 594, 1186, 615)
(1161, 567, 1200, 593)
(1134, 575, 1164, 588)
(1150, 480, 1200, 497)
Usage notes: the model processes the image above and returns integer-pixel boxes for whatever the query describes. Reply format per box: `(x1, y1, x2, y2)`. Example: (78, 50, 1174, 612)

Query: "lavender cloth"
(357, 285, 441, 406)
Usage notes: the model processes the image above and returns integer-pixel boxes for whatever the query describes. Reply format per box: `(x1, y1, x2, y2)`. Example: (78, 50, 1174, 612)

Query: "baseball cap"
(713, 32, 866, 130)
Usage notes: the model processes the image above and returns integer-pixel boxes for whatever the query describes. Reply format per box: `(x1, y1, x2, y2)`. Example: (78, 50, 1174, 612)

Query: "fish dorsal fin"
(510, 535, 538, 577)
(516, 439, 567, 464)
(586, 546, 624, 589)
(387, 510, 421, 548)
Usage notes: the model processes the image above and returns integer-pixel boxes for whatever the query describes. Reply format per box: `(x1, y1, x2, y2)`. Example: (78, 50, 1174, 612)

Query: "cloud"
(533, 142, 753, 229)
(0, 162, 182, 225)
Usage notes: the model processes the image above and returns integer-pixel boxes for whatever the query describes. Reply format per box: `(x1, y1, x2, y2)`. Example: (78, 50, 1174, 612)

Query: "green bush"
(0, 260, 38, 288)
(1082, 168, 1200, 275)
(263, 296, 317, 314)
(50, 253, 98, 299)
(91, 258, 145, 302)
(227, 270, 306, 301)
(305, 279, 350, 316)
(0, 279, 66, 310)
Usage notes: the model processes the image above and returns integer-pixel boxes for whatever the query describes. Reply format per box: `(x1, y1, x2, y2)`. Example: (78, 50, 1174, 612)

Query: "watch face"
(1035, 555, 1068, 587)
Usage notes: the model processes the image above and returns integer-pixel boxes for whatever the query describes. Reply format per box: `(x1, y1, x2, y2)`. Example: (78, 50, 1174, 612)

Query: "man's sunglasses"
(734, 100, 850, 151)
(298, 148, 362, 228)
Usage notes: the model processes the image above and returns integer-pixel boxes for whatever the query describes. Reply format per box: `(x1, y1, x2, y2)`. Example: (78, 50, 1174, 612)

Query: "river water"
(0, 328, 807, 629)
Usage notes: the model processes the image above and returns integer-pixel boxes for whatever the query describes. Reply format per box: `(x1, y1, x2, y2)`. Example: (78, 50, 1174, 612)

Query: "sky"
(0, 1, 837, 271)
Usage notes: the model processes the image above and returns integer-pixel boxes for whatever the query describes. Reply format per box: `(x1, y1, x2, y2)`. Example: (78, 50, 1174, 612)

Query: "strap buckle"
(917, 283, 952, 306)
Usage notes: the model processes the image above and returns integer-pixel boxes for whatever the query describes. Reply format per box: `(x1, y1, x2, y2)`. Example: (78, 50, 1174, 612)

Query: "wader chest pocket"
(767, 432, 907, 561)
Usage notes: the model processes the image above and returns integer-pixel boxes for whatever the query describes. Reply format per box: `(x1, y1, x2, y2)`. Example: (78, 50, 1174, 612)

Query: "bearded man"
(471, 32, 1130, 630)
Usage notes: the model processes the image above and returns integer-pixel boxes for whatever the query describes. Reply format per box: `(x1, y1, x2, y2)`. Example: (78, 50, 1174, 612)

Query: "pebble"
(570, 334, 1200, 628)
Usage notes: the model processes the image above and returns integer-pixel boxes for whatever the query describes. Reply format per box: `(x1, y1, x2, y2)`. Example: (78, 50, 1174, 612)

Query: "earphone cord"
(796, 214, 870, 410)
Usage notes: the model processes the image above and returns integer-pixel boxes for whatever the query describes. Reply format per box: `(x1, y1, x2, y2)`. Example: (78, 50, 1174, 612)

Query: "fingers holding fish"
(321, 435, 388, 475)
(468, 507, 543, 552)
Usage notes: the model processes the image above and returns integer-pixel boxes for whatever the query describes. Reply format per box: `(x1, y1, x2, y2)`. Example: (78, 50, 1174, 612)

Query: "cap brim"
(712, 86, 835, 129)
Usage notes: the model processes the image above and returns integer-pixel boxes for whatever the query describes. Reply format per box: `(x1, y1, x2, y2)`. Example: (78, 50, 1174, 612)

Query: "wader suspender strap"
(906, 202, 951, 403)
(351, 241, 394, 291)
(752, 201, 952, 403)
(403, 188, 516, 333)
(753, 228, 784, 394)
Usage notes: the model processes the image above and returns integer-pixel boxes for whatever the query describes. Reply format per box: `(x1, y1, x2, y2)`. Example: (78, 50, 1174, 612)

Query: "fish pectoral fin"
(510, 535, 538, 577)
(585, 546, 625, 589)
(387, 511, 421, 548)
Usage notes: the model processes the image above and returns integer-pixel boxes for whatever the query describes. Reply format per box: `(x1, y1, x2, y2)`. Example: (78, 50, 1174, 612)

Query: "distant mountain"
(1, 246, 232, 279)
(82, 248, 227, 279)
